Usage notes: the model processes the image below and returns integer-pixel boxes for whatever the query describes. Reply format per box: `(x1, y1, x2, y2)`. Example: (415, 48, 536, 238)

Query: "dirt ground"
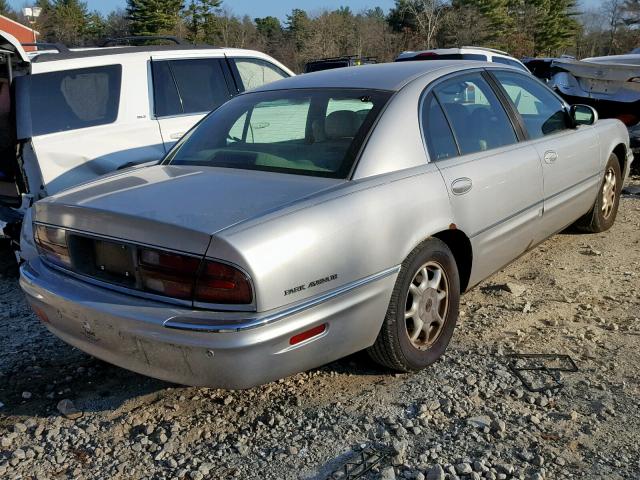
(0, 176, 638, 480)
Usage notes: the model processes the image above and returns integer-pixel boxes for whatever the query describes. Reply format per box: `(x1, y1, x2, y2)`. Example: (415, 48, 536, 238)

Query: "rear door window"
(152, 59, 232, 118)
(231, 58, 288, 91)
(421, 93, 458, 161)
(29, 65, 121, 135)
(433, 73, 518, 156)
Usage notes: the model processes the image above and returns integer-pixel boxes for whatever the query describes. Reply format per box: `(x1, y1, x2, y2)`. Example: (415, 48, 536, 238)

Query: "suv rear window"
(152, 59, 232, 117)
(28, 65, 121, 136)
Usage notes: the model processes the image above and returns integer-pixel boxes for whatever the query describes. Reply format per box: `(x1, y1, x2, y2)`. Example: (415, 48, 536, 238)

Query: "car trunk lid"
(552, 57, 640, 97)
(33, 164, 344, 255)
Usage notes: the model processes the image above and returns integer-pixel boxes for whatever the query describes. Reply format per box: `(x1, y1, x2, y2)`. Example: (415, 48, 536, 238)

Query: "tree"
(182, 0, 220, 42)
(0, 0, 14, 18)
(126, 0, 184, 36)
(41, 0, 90, 46)
(388, 0, 450, 49)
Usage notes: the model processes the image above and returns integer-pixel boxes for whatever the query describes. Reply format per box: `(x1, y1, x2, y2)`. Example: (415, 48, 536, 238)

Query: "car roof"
(252, 60, 484, 92)
(29, 44, 226, 63)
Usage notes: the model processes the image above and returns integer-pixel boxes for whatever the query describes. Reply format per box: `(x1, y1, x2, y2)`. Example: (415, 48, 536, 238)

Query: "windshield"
(165, 88, 391, 178)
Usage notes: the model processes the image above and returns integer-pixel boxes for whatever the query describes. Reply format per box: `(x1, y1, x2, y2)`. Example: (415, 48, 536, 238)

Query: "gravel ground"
(0, 176, 639, 480)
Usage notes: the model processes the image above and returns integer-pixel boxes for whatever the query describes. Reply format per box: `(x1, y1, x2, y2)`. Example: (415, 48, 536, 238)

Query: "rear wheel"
(574, 153, 622, 233)
(368, 238, 460, 372)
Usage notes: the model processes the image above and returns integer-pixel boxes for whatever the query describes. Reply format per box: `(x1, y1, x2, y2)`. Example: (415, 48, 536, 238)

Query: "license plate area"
(67, 235, 137, 288)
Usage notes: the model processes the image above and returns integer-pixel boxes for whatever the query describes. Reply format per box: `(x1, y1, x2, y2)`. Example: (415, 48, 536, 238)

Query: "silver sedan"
(19, 61, 633, 388)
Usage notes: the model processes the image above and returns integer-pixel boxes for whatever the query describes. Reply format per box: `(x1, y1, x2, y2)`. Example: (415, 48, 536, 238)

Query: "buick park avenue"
(19, 61, 633, 388)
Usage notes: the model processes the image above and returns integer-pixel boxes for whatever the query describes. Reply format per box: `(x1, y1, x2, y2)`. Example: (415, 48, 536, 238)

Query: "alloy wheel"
(404, 261, 449, 350)
(601, 167, 617, 220)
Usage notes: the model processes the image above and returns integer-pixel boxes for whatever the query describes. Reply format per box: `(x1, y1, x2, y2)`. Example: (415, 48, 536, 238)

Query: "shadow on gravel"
(0, 348, 172, 420)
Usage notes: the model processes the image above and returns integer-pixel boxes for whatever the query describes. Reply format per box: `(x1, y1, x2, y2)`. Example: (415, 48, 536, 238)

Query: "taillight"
(138, 249, 200, 300)
(33, 224, 71, 268)
(615, 113, 639, 126)
(138, 248, 253, 305)
(194, 260, 253, 304)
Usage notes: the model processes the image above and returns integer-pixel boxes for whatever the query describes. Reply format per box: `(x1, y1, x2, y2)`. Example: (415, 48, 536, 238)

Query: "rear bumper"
(20, 258, 397, 389)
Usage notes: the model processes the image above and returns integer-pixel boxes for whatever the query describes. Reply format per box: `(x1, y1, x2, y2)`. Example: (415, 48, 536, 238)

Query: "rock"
(1, 435, 13, 448)
(491, 419, 506, 433)
(21, 391, 32, 400)
(14, 423, 27, 433)
(455, 463, 473, 474)
(523, 302, 532, 313)
(380, 466, 396, 480)
(505, 282, 526, 297)
(12, 449, 26, 460)
(426, 464, 445, 480)
(56, 399, 83, 420)
(467, 415, 491, 429)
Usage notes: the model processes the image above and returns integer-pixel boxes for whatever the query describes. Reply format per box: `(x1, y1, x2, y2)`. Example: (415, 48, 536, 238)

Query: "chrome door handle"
(544, 150, 558, 164)
(451, 177, 472, 195)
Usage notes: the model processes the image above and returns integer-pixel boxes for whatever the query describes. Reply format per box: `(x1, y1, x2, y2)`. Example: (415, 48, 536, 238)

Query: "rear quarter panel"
(207, 165, 454, 312)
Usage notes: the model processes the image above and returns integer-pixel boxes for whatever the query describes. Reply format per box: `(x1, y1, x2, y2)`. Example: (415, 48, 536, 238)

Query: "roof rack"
(306, 55, 377, 63)
(21, 42, 70, 53)
(99, 36, 187, 47)
(461, 46, 510, 56)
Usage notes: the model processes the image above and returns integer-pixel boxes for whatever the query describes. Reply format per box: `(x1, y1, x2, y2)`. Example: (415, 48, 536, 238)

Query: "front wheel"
(574, 153, 622, 233)
(368, 238, 460, 372)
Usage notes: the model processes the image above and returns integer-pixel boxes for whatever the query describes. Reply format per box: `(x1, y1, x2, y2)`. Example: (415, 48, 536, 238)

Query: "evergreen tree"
(126, 0, 184, 36)
(0, 0, 14, 17)
(183, 0, 220, 42)
(40, 0, 90, 46)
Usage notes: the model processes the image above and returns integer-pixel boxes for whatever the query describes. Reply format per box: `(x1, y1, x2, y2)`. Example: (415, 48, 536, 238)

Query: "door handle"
(451, 177, 472, 195)
(169, 132, 186, 140)
(544, 150, 558, 164)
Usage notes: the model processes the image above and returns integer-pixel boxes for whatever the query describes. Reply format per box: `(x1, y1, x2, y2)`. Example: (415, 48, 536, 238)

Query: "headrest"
(325, 110, 359, 139)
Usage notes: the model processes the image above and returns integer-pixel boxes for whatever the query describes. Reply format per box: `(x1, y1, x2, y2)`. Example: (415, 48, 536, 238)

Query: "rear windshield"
(165, 88, 391, 178)
(27, 65, 121, 136)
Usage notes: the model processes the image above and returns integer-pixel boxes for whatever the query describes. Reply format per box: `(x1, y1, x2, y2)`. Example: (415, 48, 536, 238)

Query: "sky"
(7, 0, 607, 19)
(8, 0, 608, 21)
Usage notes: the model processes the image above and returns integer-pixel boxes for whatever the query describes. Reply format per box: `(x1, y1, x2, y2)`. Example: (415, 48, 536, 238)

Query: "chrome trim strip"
(163, 265, 401, 333)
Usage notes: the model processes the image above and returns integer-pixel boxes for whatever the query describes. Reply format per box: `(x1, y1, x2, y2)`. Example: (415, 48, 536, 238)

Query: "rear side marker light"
(32, 306, 50, 324)
(289, 324, 327, 345)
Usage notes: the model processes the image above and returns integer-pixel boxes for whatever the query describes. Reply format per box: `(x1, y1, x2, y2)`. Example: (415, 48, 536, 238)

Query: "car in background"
(304, 55, 377, 73)
(550, 54, 640, 158)
(522, 55, 575, 82)
(20, 60, 632, 388)
(0, 31, 293, 243)
(395, 46, 529, 72)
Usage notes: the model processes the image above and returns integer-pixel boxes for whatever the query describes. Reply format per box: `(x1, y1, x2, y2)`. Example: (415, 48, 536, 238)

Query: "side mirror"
(570, 104, 598, 126)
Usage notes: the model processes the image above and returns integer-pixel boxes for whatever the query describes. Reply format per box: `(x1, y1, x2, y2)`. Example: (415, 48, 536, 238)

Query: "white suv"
(395, 46, 529, 72)
(0, 32, 293, 239)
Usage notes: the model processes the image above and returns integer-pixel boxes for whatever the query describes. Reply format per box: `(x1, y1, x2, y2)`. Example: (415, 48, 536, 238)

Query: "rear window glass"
(152, 59, 232, 117)
(29, 65, 121, 136)
(233, 58, 288, 91)
(165, 89, 391, 178)
(492, 56, 528, 71)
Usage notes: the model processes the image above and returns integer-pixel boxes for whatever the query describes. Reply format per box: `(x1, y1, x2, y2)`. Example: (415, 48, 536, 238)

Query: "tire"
(574, 153, 622, 233)
(368, 238, 460, 372)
